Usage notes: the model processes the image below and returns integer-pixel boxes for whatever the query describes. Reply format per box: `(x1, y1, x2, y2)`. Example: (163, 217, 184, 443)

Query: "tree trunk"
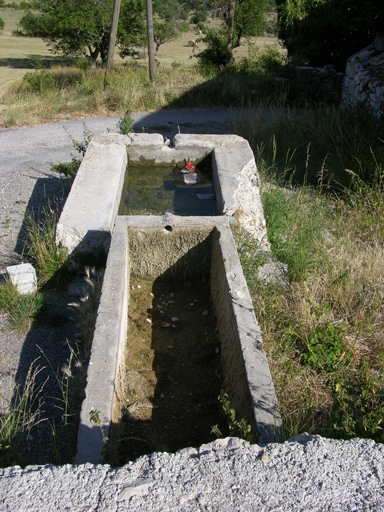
(146, 0, 155, 82)
(226, 0, 235, 64)
(106, 0, 122, 71)
(89, 47, 100, 68)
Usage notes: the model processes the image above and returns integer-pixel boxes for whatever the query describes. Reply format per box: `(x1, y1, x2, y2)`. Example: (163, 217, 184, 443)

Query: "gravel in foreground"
(1, 435, 384, 511)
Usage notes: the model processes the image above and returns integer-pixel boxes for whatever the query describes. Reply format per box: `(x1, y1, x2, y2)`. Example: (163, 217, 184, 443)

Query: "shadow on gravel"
(7, 174, 82, 466)
(14, 173, 69, 256)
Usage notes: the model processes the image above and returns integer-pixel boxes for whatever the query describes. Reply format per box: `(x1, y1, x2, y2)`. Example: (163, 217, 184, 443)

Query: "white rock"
(6, 263, 37, 295)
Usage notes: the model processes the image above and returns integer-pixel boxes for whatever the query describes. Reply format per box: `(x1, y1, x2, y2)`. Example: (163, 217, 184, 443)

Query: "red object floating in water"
(185, 161, 194, 170)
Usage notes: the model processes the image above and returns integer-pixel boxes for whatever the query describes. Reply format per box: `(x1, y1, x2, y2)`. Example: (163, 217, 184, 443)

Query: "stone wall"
(341, 35, 384, 119)
(280, 64, 344, 102)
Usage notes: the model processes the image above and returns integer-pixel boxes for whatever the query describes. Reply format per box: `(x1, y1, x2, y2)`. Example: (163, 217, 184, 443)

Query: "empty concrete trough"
(76, 216, 283, 464)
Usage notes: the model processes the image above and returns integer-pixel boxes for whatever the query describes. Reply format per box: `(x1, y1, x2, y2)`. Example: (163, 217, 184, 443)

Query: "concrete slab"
(56, 133, 128, 260)
(6, 263, 37, 294)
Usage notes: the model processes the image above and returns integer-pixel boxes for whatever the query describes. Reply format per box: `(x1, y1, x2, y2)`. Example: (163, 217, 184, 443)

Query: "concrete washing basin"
(55, 133, 282, 464)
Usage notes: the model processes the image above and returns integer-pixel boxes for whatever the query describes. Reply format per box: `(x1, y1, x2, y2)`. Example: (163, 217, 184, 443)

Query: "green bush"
(20, 69, 55, 94)
(191, 9, 207, 25)
(276, 0, 384, 71)
(195, 29, 228, 75)
(0, 17, 4, 31)
(238, 46, 284, 76)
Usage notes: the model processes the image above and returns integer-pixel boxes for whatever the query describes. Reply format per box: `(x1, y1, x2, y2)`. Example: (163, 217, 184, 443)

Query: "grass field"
(0, 8, 54, 98)
(0, 7, 283, 110)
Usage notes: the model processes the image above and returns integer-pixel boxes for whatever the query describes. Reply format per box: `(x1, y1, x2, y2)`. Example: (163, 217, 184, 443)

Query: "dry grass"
(248, 182, 384, 440)
(232, 105, 384, 440)
(0, 8, 53, 99)
(0, 7, 282, 124)
(0, 360, 46, 467)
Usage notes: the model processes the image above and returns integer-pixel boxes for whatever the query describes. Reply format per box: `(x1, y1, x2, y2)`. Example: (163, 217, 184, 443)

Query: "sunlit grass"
(232, 112, 384, 441)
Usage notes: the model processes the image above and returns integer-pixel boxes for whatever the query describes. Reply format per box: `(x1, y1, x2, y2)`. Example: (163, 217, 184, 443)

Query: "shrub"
(18, 11, 54, 38)
(117, 110, 134, 134)
(195, 29, 228, 75)
(191, 9, 207, 25)
(20, 69, 55, 94)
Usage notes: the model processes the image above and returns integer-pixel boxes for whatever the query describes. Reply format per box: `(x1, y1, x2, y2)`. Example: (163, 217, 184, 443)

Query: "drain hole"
(164, 225, 173, 233)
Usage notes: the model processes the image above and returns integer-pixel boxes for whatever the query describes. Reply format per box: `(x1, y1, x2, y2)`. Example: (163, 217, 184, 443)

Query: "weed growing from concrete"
(212, 391, 253, 442)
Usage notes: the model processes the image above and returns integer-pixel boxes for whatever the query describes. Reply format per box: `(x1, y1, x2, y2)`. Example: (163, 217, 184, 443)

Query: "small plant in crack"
(211, 391, 253, 442)
(89, 409, 108, 444)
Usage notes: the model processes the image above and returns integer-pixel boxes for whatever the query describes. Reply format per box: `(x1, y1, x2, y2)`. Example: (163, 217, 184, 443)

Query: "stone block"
(6, 263, 37, 295)
(294, 66, 313, 84)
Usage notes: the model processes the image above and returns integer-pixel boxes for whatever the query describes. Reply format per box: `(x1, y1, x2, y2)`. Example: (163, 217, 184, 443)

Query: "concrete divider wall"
(76, 216, 129, 464)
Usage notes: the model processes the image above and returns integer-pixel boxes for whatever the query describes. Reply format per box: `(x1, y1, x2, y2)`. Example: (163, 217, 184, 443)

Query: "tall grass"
(233, 105, 384, 189)
(233, 110, 384, 441)
(0, 361, 46, 467)
(1, 63, 205, 126)
(24, 203, 68, 288)
(0, 280, 43, 332)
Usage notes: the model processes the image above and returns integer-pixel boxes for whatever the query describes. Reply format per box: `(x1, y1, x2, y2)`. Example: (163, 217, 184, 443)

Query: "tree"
(153, 20, 179, 52)
(153, 0, 189, 21)
(0, 17, 4, 32)
(229, 0, 267, 48)
(276, 0, 384, 71)
(28, 0, 146, 66)
(226, 0, 235, 63)
(118, 0, 146, 58)
(196, 0, 269, 69)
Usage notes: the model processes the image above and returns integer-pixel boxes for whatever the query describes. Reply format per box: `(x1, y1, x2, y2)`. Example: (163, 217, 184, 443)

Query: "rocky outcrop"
(341, 34, 384, 119)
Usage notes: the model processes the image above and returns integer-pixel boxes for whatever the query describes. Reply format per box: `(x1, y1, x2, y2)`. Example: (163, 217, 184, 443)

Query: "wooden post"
(146, 0, 155, 82)
(226, 0, 235, 64)
(106, 0, 122, 72)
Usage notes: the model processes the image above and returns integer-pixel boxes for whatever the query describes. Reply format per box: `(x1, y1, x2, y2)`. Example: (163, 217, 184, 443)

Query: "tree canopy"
(26, 0, 146, 65)
(276, 0, 384, 71)
(223, 0, 267, 48)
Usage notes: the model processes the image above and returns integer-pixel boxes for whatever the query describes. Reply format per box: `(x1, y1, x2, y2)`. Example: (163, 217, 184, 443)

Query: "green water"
(119, 165, 216, 216)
